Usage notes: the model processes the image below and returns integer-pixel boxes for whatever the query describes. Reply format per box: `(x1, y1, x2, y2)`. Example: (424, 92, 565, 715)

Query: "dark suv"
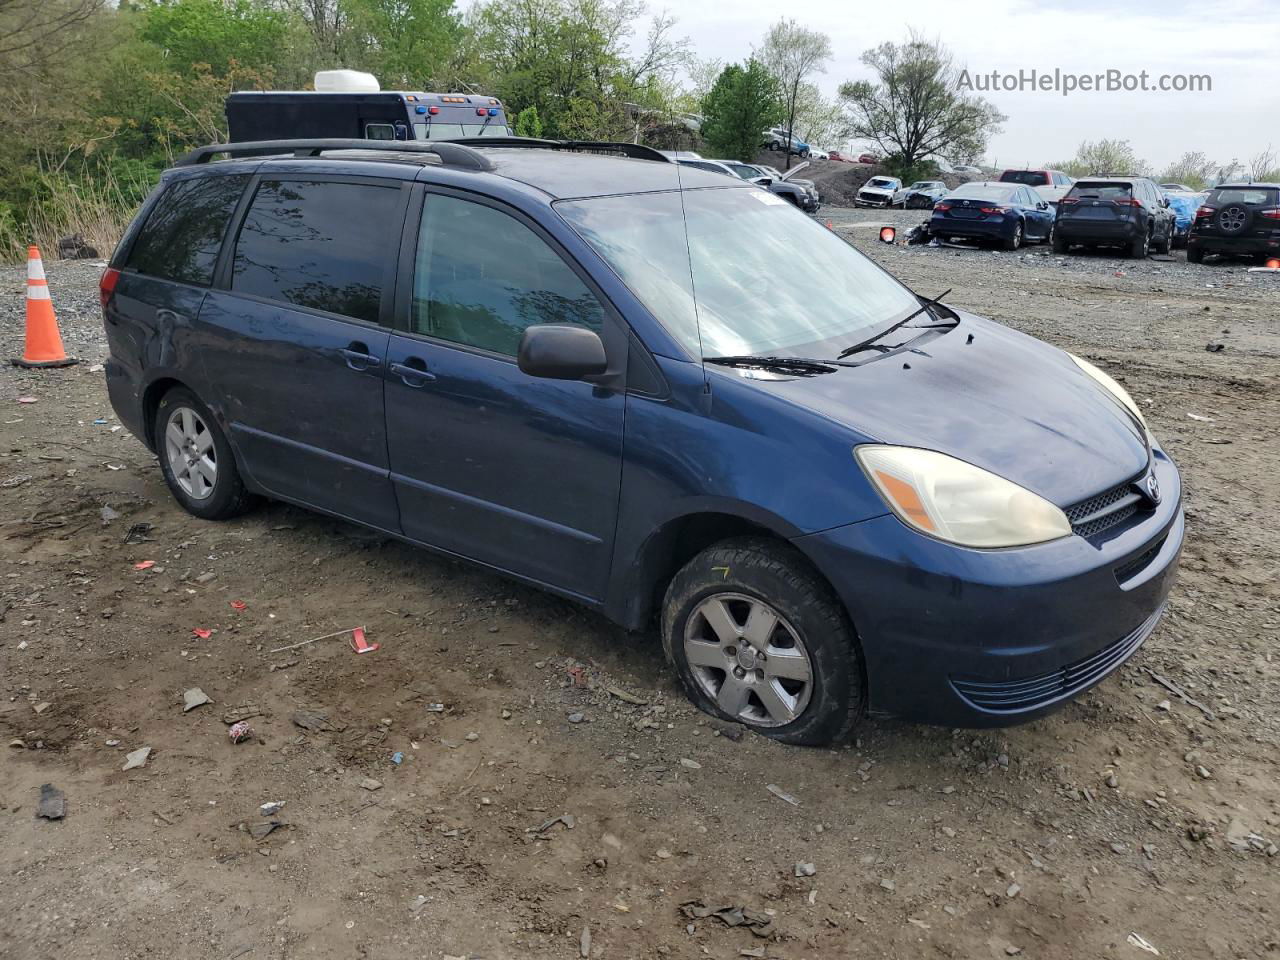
(1053, 177, 1176, 257)
(100, 138, 1182, 745)
(1186, 183, 1280, 263)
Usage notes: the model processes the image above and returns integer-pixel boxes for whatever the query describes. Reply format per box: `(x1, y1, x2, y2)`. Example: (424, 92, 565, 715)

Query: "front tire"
(1187, 245, 1204, 263)
(154, 386, 256, 521)
(1052, 229, 1068, 254)
(662, 538, 864, 745)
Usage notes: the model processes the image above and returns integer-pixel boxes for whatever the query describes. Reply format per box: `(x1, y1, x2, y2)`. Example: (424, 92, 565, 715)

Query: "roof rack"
(442, 137, 671, 163)
(176, 139, 494, 171)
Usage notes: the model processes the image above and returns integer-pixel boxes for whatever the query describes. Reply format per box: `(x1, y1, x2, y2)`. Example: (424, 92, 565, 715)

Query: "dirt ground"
(2, 218, 1278, 960)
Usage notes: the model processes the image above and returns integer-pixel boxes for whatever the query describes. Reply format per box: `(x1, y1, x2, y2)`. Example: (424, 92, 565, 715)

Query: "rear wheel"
(1129, 229, 1151, 258)
(662, 538, 864, 745)
(154, 386, 256, 521)
(1155, 221, 1173, 254)
(1003, 221, 1024, 251)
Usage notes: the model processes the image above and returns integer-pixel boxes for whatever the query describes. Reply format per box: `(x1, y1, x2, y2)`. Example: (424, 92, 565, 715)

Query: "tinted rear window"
(126, 175, 248, 286)
(1000, 171, 1048, 186)
(230, 180, 402, 324)
(1069, 182, 1133, 201)
(1208, 187, 1278, 206)
(950, 185, 1017, 201)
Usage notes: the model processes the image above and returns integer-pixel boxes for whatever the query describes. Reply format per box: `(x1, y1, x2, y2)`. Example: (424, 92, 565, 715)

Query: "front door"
(384, 190, 627, 601)
(197, 176, 407, 530)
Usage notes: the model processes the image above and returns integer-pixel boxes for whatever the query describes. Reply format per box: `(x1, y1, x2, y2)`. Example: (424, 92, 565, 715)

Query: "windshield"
(725, 163, 761, 180)
(557, 187, 919, 358)
(1000, 171, 1048, 186)
(950, 185, 1016, 201)
(868, 178, 896, 189)
(414, 122, 511, 140)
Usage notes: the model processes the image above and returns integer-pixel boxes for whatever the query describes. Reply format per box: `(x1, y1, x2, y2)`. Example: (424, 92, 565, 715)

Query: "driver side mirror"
(1037, 201, 1048, 210)
(752, 177, 773, 187)
(518, 324, 608, 381)
(1162, 197, 1171, 207)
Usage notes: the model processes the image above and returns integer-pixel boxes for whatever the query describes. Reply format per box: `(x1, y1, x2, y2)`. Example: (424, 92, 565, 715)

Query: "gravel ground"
(1, 235, 1278, 960)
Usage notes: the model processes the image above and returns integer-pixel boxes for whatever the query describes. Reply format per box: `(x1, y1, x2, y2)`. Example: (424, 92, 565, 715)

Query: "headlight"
(1068, 354, 1147, 430)
(855, 446, 1072, 548)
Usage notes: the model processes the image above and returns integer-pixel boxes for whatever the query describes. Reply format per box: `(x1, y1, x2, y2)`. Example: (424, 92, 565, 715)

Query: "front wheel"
(662, 538, 864, 745)
(1052, 229, 1068, 254)
(154, 386, 257, 521)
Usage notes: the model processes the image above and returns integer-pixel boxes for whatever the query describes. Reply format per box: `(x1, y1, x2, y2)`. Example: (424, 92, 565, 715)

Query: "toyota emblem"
(1144, 472, 1161, 504)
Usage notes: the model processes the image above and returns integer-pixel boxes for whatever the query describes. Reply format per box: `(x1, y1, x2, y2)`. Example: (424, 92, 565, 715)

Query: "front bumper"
(795, 448, 1184, 727)
(856, 194, 893, 207)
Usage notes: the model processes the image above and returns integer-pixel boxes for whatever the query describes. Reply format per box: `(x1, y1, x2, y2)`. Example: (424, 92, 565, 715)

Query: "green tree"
(758, 19, 830, 169)
(700, 60, 782, 162)
(341, 0, 462, 89)
(514, 105, 544, 138)
(1159, 150, 1217, 189)
(839, 32, 1004, 171)
(139, 0, 286, 75)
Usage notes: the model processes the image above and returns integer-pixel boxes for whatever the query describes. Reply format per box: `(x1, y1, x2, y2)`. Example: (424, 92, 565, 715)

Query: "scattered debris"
(1186, 412, 1215, 422)
(409, 895, 428, 915)
(391, 751, 404, 765)
(0, 474, 32, 488)
(604, 685, 648, 705)
(228, 721, 253, 744)
(269, 625, 366, 654)
(33, 701, 51, 714)
(680, 901, 774, 938)
(526, 814, 576, 835)
(1141, 667, 1215, 720)
(679, 758, 702, 770)
(794, 862, 816, 877)
(359, 777, 383, 791)
(349, 626, 379, 654)
(192, 628, 213, 640)
(567, 712, 585, 724)
(260, 801, 286, 816)
(222, 703, 266, 724)
(230, 600, 247, 611)
(122, 747, 152, 771)
(36, 784, 66, 820)
(766, 783, 800, 806)
(879, 878, 896, 892)
(1205, 342, 1224, 353)
(1127, 933, 1161, 955)
(291, 710, 345, 733)
(183, 687, 213, 712)
(123, 522, 153, 544)
(133, 560, 156, 571)
(247, 820, 284, 840)
(579, 926, 591, 958)
(99, 505, 120, 522)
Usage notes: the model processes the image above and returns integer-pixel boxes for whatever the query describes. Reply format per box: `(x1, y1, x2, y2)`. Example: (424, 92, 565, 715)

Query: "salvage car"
(855, 176, 902, 207)
(763, 127, 810, 158)
(101, 137, 1183, 744)
(931, 182, 1055, 249)
(711, 158, 821, 213)
(1186, 182, 1280, 263)
(999, 169, 1075, 206)
(895, 180, 948, 209)
(1053, 177, 1176, 257)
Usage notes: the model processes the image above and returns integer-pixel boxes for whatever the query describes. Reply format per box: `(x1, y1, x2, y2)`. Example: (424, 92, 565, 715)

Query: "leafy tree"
(838, 32, 1004, 171)
(1074, 139, 1148, 176)
(758, 19, 830, 168)
(0, 0, 107, 80)
(138, 0, 287, 75)
(514, 105, 544, 138)
(341, 0, 462, 89)
(700, 60, 782, 162)
(1158, 151, 1216, 190)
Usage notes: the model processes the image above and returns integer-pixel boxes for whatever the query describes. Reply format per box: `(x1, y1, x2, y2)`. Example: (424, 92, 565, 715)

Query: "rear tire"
(662, 537, 864, 746)
(1129, 229, 1151, 258)
(1003, 221, 1024, 251)
(154, 386, 257, 521)
(1155, 221, 1173, 254)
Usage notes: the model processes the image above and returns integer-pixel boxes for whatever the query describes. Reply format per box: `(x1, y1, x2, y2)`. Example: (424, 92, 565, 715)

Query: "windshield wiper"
(837, 289, 954, 359)
(704, 355, 843, 374)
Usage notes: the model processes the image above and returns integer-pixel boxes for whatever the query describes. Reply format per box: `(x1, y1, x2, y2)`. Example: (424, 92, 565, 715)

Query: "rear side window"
(126, 175, 248, 286)
(1209, 187, 1277, 206)
(231, 179, 402, 324)
(411, 194, 604, 357)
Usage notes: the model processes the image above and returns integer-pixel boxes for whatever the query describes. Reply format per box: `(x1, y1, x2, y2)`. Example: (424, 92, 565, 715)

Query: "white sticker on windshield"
(750, 190, 787, 206)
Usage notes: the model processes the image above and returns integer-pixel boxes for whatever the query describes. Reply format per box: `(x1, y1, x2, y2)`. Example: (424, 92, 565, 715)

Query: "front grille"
(951, 606, 1164, 713)
(1065, 477, 1145, 538)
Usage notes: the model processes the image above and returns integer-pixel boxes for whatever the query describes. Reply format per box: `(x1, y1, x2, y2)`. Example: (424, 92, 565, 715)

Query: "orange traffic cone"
(12, 246, 76, 369)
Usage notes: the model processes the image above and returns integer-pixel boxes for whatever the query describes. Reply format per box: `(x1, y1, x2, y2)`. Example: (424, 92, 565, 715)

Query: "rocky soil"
(1, 229, 1277, 960)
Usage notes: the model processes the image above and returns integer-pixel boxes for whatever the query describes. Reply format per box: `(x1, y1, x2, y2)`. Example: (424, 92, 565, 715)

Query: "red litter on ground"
(228, 721, 253, 743)
(348, 627, 378, 654)
(192, 628, 213, 640)
(134, 560, 155, 571)
(230, 600, 247, 611)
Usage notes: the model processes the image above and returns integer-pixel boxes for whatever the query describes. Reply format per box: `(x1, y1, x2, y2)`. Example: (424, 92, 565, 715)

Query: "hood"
(861, 181, 899, 193)
(735, 313, 1149, 506)
(780, 160, 811, 182)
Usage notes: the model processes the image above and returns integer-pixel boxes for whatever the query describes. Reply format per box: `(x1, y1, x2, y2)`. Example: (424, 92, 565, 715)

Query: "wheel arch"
(140, 375, 189, 452)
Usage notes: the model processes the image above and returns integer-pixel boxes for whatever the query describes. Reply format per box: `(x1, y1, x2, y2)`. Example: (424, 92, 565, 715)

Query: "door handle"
(388, 357, 436, 386)
(340, 342, 382, 371)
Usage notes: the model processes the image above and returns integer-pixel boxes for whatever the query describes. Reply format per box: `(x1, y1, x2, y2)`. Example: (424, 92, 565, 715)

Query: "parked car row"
(673, 156, 821, 213)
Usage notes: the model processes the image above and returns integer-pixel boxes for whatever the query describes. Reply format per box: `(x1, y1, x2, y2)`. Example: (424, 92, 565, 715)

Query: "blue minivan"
(100, 139, 1183, 745)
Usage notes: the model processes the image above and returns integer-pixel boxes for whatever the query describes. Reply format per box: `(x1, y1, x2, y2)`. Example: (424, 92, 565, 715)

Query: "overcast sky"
(667, 0, 1280, 171)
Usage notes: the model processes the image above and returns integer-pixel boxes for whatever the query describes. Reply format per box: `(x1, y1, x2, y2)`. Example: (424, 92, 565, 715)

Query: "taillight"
(1113, 197, 1142, 207)
(979, 206, 1010, 214)
(99, 267, 120, 309)
(1259, 208, 1280, 220)
(1058, 196, 1078, 205)
(1195, 206, 1215, 219)
(935, 202, 951, 211)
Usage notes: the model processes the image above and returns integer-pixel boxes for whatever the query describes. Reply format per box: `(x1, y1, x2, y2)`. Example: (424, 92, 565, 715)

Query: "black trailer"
(226, 91, 510, 144)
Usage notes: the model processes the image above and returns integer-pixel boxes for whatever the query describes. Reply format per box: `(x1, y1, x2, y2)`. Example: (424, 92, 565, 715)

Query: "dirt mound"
(753, 153, 983, 206)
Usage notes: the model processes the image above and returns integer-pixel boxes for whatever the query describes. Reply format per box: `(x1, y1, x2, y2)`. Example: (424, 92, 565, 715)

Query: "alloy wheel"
(682, 592, 814, 727)
(164, 406, 217, 500)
